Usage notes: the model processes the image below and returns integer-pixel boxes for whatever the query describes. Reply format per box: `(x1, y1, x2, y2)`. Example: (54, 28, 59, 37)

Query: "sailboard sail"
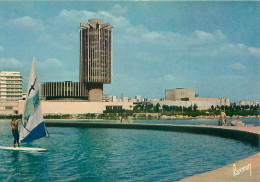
(19, 57, 47, 143)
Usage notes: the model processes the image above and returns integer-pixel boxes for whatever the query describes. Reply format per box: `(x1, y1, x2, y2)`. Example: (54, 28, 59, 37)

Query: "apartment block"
(0, 71, 23, 101)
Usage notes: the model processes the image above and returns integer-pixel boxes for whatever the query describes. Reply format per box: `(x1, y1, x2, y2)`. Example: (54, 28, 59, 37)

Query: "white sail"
(19, 57, 47, 143)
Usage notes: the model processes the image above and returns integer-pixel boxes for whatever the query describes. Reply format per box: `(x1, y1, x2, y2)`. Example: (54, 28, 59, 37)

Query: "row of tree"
(132, 103, 259, 117)
(1, 103, 258, 120)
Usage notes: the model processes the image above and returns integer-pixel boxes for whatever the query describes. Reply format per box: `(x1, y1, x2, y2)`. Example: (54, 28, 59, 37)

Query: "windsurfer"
(11, 118, 21, 148)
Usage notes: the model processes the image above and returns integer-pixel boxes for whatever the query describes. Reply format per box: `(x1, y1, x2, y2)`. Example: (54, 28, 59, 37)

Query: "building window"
(5, 106, 13, 110)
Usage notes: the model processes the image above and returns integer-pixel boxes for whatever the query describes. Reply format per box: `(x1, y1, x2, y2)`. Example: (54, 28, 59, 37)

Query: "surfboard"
(0, 146, 47, 151)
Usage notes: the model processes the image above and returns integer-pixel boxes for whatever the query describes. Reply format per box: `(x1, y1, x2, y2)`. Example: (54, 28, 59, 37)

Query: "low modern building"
(0, 71, 23, 101)
(0, 101, 19, 115)
(162, 88, 230, 110)
(165, 88, 196, 101)
(18, 100, 133, 115)
(40, 81, 88, 100)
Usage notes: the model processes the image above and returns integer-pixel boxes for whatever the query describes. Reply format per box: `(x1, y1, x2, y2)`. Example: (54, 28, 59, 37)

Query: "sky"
(0, 1, 259, 102)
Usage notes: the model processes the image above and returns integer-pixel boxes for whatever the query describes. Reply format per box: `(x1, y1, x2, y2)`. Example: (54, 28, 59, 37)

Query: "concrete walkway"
(179, 126, 260, 182)
(208, 125, 260, 135)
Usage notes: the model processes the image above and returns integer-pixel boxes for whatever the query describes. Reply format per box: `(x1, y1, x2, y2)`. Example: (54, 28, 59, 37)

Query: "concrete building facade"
(80, 19, 113, 102)
(0, 101, 19, 115)
(0, 71, 23, 101)
(163, 88, 230, 109)
(40, 81, 88, 100)
(165, 88, 195, 101)
(18, 100, 133, 115)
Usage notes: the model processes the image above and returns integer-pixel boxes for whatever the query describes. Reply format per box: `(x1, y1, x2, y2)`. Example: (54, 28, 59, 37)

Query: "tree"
(224, 105, 229, 111)
(155, 103, 161, 112)
(193, 104, 198, 111)
(162, 105, 170, 112)
(221, 105, 225, 111)
(134, 104, 141, 111)
(187, 106, 192, 112)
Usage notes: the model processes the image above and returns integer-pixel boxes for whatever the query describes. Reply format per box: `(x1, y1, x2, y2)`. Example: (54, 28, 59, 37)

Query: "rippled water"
(0, 120, 258, 181)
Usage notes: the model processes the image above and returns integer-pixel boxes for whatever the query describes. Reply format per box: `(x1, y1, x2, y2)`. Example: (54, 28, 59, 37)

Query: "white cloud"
(222, 74, 243, 80)
(7, 16, 44, 31)
(111, 4, 128, 14)
(140, 29, 227, 52)
(215, 29, 227, 41)
(0, 57, 24, 70)
(193, 30, 215, 42)
(41, 31, 79, 52)
(164, 74, 175, 81)
(229, 63, 246, 70)
(38, 69, 78, 83)
(142, 31, 164, 42)
(38, 58, 63, 70)
(54, 9, 131, 30)
(36, 58, 78, 82)
(132, 28, 258, 61)
(249, 47, 260, 58)
(54, 9, 96, 27)
(2, 9, 258, 89)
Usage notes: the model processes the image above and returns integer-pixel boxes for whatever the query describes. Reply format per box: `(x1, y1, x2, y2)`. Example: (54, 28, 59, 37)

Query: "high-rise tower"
(80, 19, 113, 102)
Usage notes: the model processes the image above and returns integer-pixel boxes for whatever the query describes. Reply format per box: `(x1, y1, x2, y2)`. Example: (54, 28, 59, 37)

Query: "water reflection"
(5, 150, 47, 182)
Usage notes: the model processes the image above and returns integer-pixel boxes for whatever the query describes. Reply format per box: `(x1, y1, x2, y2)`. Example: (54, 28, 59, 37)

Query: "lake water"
(0, 120, 258, 181)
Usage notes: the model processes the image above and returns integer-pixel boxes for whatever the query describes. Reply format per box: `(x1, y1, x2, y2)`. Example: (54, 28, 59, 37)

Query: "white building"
(17, 100, 133, 115)
(236, 100, 259, 106)
(135, 95, 141, 102)
(0, 71, 23, 101)
(111, 96, 117, 102)
(160, 88, 230, 110)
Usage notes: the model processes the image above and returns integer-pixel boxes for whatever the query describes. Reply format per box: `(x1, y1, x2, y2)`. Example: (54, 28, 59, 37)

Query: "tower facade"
(80, 19, 113, 102)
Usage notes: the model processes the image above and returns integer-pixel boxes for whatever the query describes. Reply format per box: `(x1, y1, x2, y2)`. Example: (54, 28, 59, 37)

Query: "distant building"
(80, 19, 113, 102)
(102, 94, 110, 102)
(122, 97, 128, 102)
(111, 96, 117, 102)
(165, 88, 195, 101)
(135, 95, 141, 102)
(236, 100, 259, 106)
(40, 81, 88, 100)
(0, 71, 23, 101)
(162, 88, 230, 110)
(252, 101, 260, 106)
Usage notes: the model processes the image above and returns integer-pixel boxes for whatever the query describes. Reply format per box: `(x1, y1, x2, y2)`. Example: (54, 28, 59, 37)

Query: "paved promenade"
(179, 126, 260, 182)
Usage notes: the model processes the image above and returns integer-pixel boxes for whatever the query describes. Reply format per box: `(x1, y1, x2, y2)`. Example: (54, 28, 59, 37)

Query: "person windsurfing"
(11, 118, 21, 148)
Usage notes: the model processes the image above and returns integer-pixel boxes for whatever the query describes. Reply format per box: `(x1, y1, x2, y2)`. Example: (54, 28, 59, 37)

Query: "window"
(5, 106, 13, 110)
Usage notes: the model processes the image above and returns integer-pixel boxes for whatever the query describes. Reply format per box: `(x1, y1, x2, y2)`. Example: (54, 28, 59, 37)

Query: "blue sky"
(0, 1, 259, 102)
